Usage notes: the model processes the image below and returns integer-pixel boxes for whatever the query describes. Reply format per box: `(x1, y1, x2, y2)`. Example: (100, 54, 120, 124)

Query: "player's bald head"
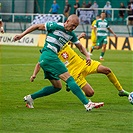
(64, 14, 79, 31)
(67, 14, 79, 25)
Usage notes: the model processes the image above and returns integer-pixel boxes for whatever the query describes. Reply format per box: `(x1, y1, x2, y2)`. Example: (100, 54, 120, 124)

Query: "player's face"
(101, 13, 106, 19)
(65, 20, 79, 31)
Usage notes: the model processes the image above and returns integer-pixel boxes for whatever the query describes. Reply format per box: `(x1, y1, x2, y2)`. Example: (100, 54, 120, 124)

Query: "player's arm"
(30, 62, 41, 82)
(71, 33, 91, 65)
(13, 24, 45, 41)
(75, 42, 91, 65)
(108, 28, 117, 38)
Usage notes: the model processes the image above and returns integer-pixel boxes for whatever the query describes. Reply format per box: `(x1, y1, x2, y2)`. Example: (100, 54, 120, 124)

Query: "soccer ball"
(128, 92, 133, 105)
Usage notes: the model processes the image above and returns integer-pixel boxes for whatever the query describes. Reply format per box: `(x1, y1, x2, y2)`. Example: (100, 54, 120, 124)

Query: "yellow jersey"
(91, 20, 96, 37)
(58, 43, 101, 88)
(58, 43, 100, 88)
(58, 43, 86, 77)
(91, 20, 97, 45)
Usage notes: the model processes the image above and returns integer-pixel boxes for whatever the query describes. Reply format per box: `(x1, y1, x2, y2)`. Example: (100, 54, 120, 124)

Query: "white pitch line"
(0, 64, 35, 66)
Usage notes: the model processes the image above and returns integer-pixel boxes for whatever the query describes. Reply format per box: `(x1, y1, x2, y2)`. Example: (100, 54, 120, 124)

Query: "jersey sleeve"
(70, 32, 79, 44)
(45, 21, 57, 31)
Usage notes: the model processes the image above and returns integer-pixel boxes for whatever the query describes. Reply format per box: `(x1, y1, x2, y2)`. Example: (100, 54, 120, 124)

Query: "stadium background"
(0, 0, 133, 50)
(0, 0, 129, 15)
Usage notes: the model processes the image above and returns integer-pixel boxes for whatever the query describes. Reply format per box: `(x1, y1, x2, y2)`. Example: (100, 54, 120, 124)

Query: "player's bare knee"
(85, 91, 94, 97)
(101, 67, 111, 75)
(105, 67, 111, 75)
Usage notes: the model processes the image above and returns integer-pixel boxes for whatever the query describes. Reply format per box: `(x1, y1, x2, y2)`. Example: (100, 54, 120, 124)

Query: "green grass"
(0, 45, 133, 133)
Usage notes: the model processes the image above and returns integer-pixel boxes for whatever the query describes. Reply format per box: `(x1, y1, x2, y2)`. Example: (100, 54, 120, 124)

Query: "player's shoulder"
(57, 22, 64, 27)
(46, 21, 57, 25)
(104, 19, 108, 22)
(97, 18, 102, 21)
(46, 21, 63, 28)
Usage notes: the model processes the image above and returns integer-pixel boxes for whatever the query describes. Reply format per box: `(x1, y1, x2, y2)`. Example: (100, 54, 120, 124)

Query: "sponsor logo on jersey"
(61, 52, 69, 59)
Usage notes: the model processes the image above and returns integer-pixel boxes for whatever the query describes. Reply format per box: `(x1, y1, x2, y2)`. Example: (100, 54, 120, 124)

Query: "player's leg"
(90, 36, 97, 54)
(91, 36, 102, 52)
(99, 44, 106, 60)
(60, 72, 103, 110)
(40, 56, 91, 110)
(81, 83, 94, 97)
(97, 64, 130, 96)
(99, 37, 107, 60)
(24, 79, 62, 108)
(66, 72, 94, 97)
(59, 72, 89, 105)
(24, 53, 64, 108)
(75, 73, 94, 97)
(31, 79, 62, 100)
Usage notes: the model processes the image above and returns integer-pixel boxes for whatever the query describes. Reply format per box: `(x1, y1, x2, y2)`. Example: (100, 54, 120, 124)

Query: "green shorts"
(96, 36, 107, 47)
(39, 49, 68, 80)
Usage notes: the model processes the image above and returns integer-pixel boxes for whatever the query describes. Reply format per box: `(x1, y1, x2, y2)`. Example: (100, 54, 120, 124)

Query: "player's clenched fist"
(30, 75, 36, 82)
(13, 35, 23, 41)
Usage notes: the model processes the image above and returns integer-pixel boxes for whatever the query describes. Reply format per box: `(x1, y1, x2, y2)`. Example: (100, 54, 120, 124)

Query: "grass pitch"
(0, 45, 133, 133)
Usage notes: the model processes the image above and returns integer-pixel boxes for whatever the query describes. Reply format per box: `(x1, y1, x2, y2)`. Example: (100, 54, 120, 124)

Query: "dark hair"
(101, 11, 106, 14)
(96, 15, 100, 17)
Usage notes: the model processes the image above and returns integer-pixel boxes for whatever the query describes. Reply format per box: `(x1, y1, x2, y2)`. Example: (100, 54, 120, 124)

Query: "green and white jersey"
(43, 21, 79, 53)
(94, 18, 109, 36)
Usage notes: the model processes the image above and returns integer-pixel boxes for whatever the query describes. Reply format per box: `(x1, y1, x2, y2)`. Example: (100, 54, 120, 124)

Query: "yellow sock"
(107, 72, 123, 91)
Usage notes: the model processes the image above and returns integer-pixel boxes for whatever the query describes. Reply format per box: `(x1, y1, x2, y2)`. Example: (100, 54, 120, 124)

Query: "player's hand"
(0, 27, 4, 33)
(86, 58, 91, 66)
(78, 32, 86, 40)
(30, 75, 36, 82)
(13, 35, 23, 41)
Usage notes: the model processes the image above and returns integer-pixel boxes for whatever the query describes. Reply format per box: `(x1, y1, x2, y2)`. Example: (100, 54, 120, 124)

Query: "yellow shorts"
(71, 60, 101, 88)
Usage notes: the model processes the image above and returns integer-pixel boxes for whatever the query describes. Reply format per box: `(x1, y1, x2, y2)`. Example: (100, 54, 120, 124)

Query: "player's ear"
(66, 20, 69, 24)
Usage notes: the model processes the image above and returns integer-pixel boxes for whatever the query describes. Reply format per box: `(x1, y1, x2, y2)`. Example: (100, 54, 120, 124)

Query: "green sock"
(66, 76, 89, 105)
(100, 52, 105, 57)
(31, 86, 61, 99)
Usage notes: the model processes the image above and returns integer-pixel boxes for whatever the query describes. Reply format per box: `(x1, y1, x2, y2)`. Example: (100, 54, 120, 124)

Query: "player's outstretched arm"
(13, 24, 45, 41)
(30, 62, 41, 82)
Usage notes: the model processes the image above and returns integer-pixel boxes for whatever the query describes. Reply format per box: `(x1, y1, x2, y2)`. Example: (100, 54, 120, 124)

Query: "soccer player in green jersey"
(13, 14, 104, 111)
(91, 12, 117, 60)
